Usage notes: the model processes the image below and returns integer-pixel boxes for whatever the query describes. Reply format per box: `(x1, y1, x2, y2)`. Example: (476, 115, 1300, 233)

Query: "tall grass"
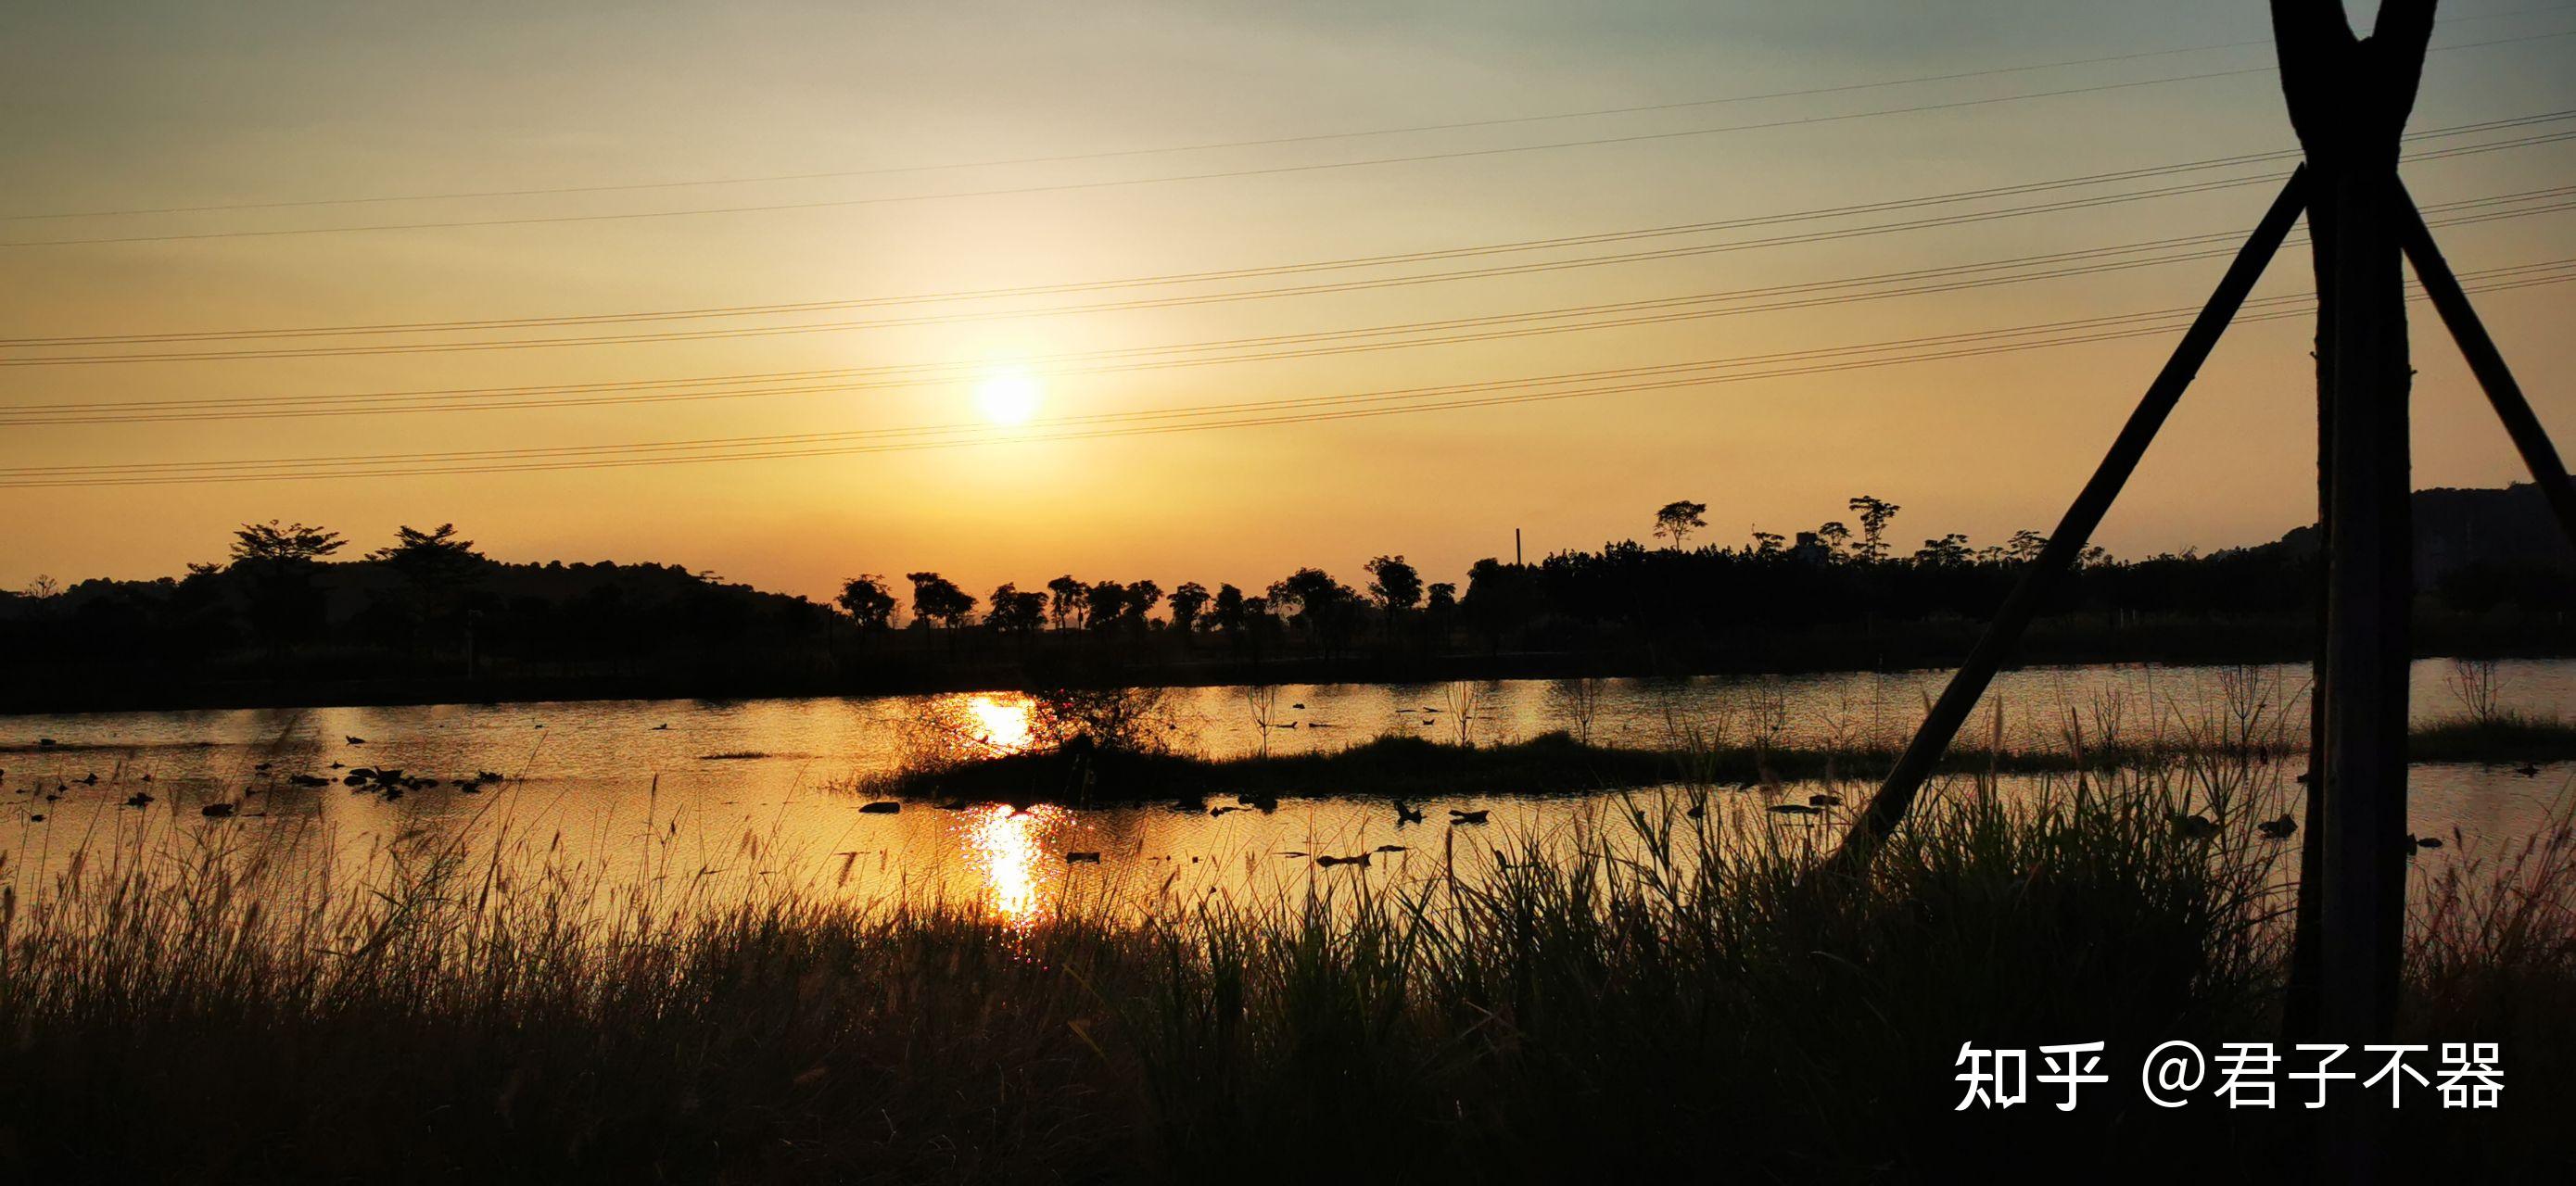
(0, 763, 2565, 1181)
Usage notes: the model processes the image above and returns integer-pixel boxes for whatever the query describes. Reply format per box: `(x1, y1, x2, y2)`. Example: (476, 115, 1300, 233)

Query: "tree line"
(3, 492, 2564, 709)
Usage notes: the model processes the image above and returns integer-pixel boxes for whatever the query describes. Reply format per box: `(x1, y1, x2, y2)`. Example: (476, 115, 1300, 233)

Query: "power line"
(6, 262, 2563, 487)
(9, 6, 2569, 225)
(9, 186, 2570, 426)
(0, 172, 2278, 363)
(11, 126, 2569, 368)
(7, 27, 2568, 251)
(8, 111, 2566, 352)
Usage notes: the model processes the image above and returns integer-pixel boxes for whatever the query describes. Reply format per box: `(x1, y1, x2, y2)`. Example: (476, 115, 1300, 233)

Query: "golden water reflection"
(907, 692, 1042, 766)
(962, 693, 1036, 753)
(961, 802, 1071, 924)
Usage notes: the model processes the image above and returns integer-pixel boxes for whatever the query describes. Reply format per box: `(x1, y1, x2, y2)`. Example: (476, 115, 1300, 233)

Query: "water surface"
(5, 660, 2568, 923)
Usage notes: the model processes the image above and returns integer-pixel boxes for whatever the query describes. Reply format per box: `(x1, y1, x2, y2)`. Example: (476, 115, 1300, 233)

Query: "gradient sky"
(4, 0, 2572, 603)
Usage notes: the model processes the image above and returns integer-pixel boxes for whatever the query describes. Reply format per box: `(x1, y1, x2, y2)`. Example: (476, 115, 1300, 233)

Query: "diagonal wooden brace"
(1827, 170, 2311, 872)
(2392, 183, 2576, 553)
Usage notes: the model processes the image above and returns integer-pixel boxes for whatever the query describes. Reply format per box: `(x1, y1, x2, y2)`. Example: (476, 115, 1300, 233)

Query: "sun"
(973, 371, 1043, 427)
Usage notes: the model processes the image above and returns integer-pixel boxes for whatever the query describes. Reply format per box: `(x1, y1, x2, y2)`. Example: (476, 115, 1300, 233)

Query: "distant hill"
(2261, 483, 2575, 586)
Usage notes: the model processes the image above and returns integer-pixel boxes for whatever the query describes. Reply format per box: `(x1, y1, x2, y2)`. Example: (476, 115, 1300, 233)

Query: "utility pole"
(1822, 16, 2572, 1178)
(2271, 0, 2434, 1056)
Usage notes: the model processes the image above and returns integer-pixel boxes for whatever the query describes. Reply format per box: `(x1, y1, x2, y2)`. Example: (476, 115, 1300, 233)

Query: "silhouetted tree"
(1239, 593, 1281, 658)
(1364, 554, 1423, 616)
(1268, 568, 1361, 654)
(1847, 496, 1901, 561)
(1816, 520, 1853, 559)
(1425, 581, 1459, 620)
(905, 572, 976, 630)
(1752, 531, 1786, 556)
(373, 524, 482, 600)
(366, 524, 487, 660)
(986, 584, 1047, 637)
(1047, 574, 1086, 630)
(1209, 583, 1247, 637)
(370, 524, 482, 582)
(229, 520, 347, 649)
(1168, 581, 1211, 633)
(1461, 558, 1533, 651)
(1914, 534, 1972, 566)
(1126, 579, 1163, 627)
(837, 574, 897, 630)
(232, 520, 347, 566)
(1654, 500, 1708, 549)
(2006, 529, 2049, 562)
(1085, 581, 1128, 633)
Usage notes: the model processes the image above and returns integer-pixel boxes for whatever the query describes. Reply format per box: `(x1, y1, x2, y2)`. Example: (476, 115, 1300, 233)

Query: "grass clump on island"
(2410, 709, 2576, 763)
(1, 758, 2569, 1183)
(870, 728, 2144, 802)
(872, 718, 2576, 805)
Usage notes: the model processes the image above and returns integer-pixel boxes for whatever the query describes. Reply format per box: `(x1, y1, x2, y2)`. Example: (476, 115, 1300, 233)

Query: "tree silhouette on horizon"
(1654, 500, 1707, 549)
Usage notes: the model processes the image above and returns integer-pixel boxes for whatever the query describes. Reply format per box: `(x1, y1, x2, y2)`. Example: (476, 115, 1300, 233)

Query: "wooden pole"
(2282, 175, 2339, 1043)
(2272, 0, 2434, 1061)
(2392, 184, 2576, 551)
(1827, 170, 2310, 869)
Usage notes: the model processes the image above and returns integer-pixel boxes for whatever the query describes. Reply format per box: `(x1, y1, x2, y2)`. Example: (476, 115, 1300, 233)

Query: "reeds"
(0, 760, 2566, 1181)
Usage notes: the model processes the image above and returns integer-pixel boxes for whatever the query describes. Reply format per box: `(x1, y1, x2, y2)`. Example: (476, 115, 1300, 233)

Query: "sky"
(3, 0, 2573, 603)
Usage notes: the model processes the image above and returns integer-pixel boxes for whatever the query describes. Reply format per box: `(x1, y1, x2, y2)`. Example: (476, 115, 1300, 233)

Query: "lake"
(5, 658, 2570, 924)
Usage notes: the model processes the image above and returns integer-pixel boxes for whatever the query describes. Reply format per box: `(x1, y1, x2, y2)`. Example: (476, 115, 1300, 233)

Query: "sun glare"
(973, 371, 1044, 427)
(962, 802, 1069, 926)
(963, 692, 1036, 752)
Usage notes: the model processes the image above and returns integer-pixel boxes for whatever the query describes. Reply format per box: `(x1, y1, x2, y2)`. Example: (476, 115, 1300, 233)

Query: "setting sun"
(972, 371, 1043, 427)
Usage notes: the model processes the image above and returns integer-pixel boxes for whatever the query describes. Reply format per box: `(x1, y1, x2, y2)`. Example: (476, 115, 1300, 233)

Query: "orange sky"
(4, 1, 2573, 602)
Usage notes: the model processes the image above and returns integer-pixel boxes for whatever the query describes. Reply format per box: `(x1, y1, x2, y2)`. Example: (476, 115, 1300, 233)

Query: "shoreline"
(6, 633, 2571, 718)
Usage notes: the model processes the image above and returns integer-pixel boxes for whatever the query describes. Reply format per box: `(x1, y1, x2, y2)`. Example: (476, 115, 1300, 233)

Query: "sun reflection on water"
(903, 692, 1045, 769)
(961, 802, 1070, 925)
(962, 693, 1036, 753)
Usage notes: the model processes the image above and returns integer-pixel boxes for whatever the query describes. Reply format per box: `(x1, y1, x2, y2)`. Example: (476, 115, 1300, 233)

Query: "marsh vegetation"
(1, 756, 2566, 1182)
